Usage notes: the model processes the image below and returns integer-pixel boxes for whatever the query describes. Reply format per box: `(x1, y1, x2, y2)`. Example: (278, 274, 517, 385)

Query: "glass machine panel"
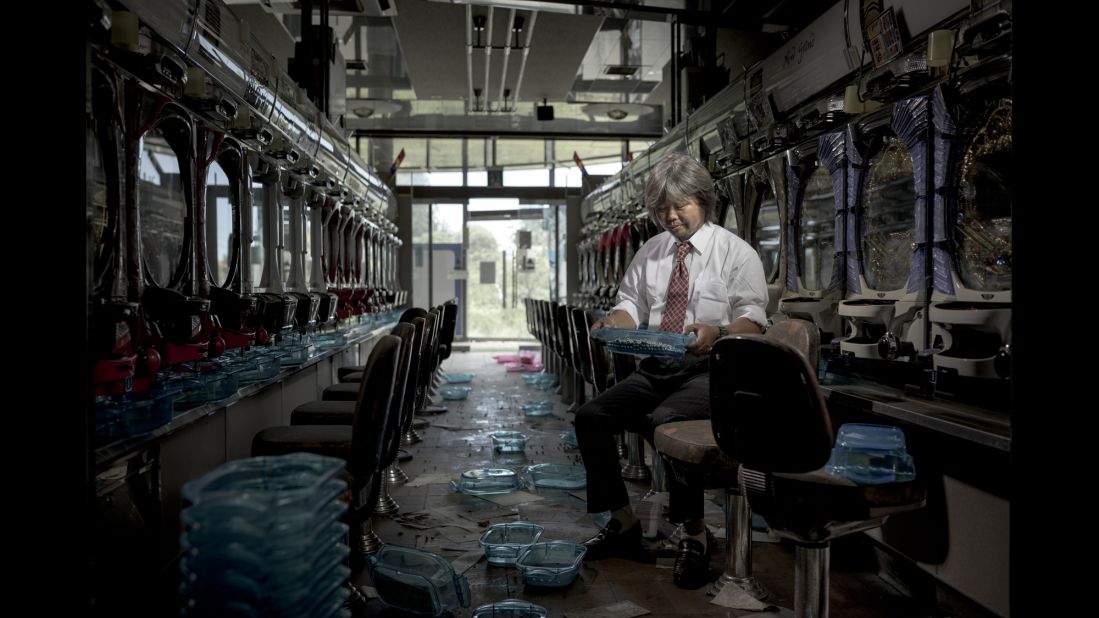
(754, 182, 781, 283)
(138, 127, 188, 288)
(89, 76, 124, 300)
(250, 181, 265, 287)
(716, 175, 740, 236)
(800, 165, 835, 292)
(955, 99, 1011, 293)
(861, 135, 916, 292)
(205, 159, 233, 287)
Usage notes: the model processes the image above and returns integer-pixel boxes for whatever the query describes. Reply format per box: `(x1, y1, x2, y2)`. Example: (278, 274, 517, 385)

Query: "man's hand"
(683, 323, 721, 355)
(591, 309, 637, 332)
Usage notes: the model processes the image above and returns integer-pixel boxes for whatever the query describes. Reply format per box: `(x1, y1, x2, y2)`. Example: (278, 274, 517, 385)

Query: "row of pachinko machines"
(88, 0, 407, 415)
(576, 7, 1011, 406)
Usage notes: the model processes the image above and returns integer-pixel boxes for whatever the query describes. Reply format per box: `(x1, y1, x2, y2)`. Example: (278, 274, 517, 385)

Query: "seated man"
(576, 153, 768, 589)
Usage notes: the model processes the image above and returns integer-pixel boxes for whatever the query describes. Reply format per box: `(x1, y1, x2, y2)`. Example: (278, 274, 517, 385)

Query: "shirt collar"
(666, 222, 714, 257)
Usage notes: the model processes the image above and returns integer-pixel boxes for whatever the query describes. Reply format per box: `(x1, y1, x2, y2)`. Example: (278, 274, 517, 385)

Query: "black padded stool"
(291, 400, 356, 425)
(339, 370, 364, 383)
(654, 421, 764, 598)
(322, 381, 359, 401)
(337, 365, 363, 382)
(653, 319, 821, 597)
(711, 326, 927, 618)
(252, 335, 403, 557)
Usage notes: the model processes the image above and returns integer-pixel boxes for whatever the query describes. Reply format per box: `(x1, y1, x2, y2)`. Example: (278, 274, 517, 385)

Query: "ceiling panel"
(392, 0, 603, 102)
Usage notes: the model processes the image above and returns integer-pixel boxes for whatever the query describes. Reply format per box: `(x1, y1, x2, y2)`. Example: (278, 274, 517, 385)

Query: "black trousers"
(575, 356, 710, 523)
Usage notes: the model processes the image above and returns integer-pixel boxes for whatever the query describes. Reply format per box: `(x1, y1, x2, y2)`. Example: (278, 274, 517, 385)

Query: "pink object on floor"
(494, 354, 521, 363)
(506, 361, 545, 373)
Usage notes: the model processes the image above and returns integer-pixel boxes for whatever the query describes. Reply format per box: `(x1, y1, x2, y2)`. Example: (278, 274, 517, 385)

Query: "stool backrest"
(764, 318, 820, 374)
(382, 322, 416, 467)
(416, 311, 440, 408)
(349, 334, 401, 482)
(400, 306, 429, 324)
(402, 317, 427, 435)
(583, 309, 611, 393)
(709, 320, 832, 474)
(569, 306, 591, 382)
(554, 303, 572, 363)
(439, 301, 458, 360)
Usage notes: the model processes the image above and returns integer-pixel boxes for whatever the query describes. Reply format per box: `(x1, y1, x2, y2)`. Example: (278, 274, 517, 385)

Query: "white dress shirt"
(612, 222, 768, 330)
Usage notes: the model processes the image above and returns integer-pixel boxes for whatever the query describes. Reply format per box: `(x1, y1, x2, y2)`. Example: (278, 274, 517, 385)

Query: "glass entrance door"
(466, 200, 557, 339)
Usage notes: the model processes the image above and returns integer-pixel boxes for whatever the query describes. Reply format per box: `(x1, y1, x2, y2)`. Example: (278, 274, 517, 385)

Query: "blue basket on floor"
(490, 431, 528, 453)
(514, 542, 587, 587)
(440, 385, 472, 400)
(367, 544, 471, 617)
(449, 468, 521, 495)
(479, 523, 545, 566)
(472, 599, 549, 618)
(445, 372, 476, 384)
(521, 401, 553, 417)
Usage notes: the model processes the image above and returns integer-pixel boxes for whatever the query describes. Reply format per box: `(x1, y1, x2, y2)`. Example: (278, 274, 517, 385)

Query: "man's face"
(656, 196, 705, 241)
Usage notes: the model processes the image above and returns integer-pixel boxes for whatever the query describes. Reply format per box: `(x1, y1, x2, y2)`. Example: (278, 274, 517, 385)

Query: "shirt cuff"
(611, 301, 640, 328)
(730, 305, 768, 330)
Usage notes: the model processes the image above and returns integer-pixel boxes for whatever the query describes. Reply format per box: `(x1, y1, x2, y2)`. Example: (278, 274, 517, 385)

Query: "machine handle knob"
(141, 347, 161, 375)
(209, 335, 226, 358)
(877, 331, 915, 360)
(994, 345, 1012, 378)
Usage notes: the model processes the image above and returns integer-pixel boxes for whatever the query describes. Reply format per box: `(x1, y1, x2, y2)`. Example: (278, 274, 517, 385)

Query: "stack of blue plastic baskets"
(178, 453, 351, 618)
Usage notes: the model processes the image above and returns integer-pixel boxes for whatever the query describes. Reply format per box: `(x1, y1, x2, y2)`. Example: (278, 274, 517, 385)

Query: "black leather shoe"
(672, 536, 711, 589)
(582, 519, 642, 560)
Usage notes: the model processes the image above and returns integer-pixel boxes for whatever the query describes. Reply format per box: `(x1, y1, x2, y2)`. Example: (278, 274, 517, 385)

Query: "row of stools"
(251, 301, 458, 569)
(523, 300, 928, 617)
(523, 298, 651, 477)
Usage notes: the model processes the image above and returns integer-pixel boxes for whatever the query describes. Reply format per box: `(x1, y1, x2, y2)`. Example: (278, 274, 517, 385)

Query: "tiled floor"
(353, 349, 959, 617)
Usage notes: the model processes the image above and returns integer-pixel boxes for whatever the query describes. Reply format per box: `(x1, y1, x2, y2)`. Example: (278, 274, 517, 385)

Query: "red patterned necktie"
(659, 241, 692, 333)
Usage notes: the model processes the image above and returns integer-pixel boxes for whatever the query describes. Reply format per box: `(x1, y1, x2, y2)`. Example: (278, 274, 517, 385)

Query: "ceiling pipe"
(483, 6, 495, 111)
(466, 3, 474, 112)
(510, 11, 537, 104)
(516, 0, 767, 29)
(497, 8, 517, 111)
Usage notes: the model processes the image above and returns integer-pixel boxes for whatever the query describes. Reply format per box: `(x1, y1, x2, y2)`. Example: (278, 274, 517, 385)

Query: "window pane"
(395, 138, 428, 169)
(586, 161, 624, 176)
(467, 138, 487, 169)
(554, 167, 583, 188)
(557, 205, 568, 300)
(503, 168, 549, 187)
(411, 202, 430, 308)
(554, 140, 622, 165)
(431, 203, 463, 244)
(467, 170, 488, 187)
(495, 139, 544, 167)
(429, 138, 465, 169)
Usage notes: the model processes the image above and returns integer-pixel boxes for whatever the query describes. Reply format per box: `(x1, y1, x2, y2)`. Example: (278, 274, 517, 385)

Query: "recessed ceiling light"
(604, 65, 641, 76)
(580, 103, 655, 121)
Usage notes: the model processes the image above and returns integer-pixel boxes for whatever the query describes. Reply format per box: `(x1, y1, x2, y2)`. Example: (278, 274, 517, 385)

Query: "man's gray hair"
(644, 153, 716, 223)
